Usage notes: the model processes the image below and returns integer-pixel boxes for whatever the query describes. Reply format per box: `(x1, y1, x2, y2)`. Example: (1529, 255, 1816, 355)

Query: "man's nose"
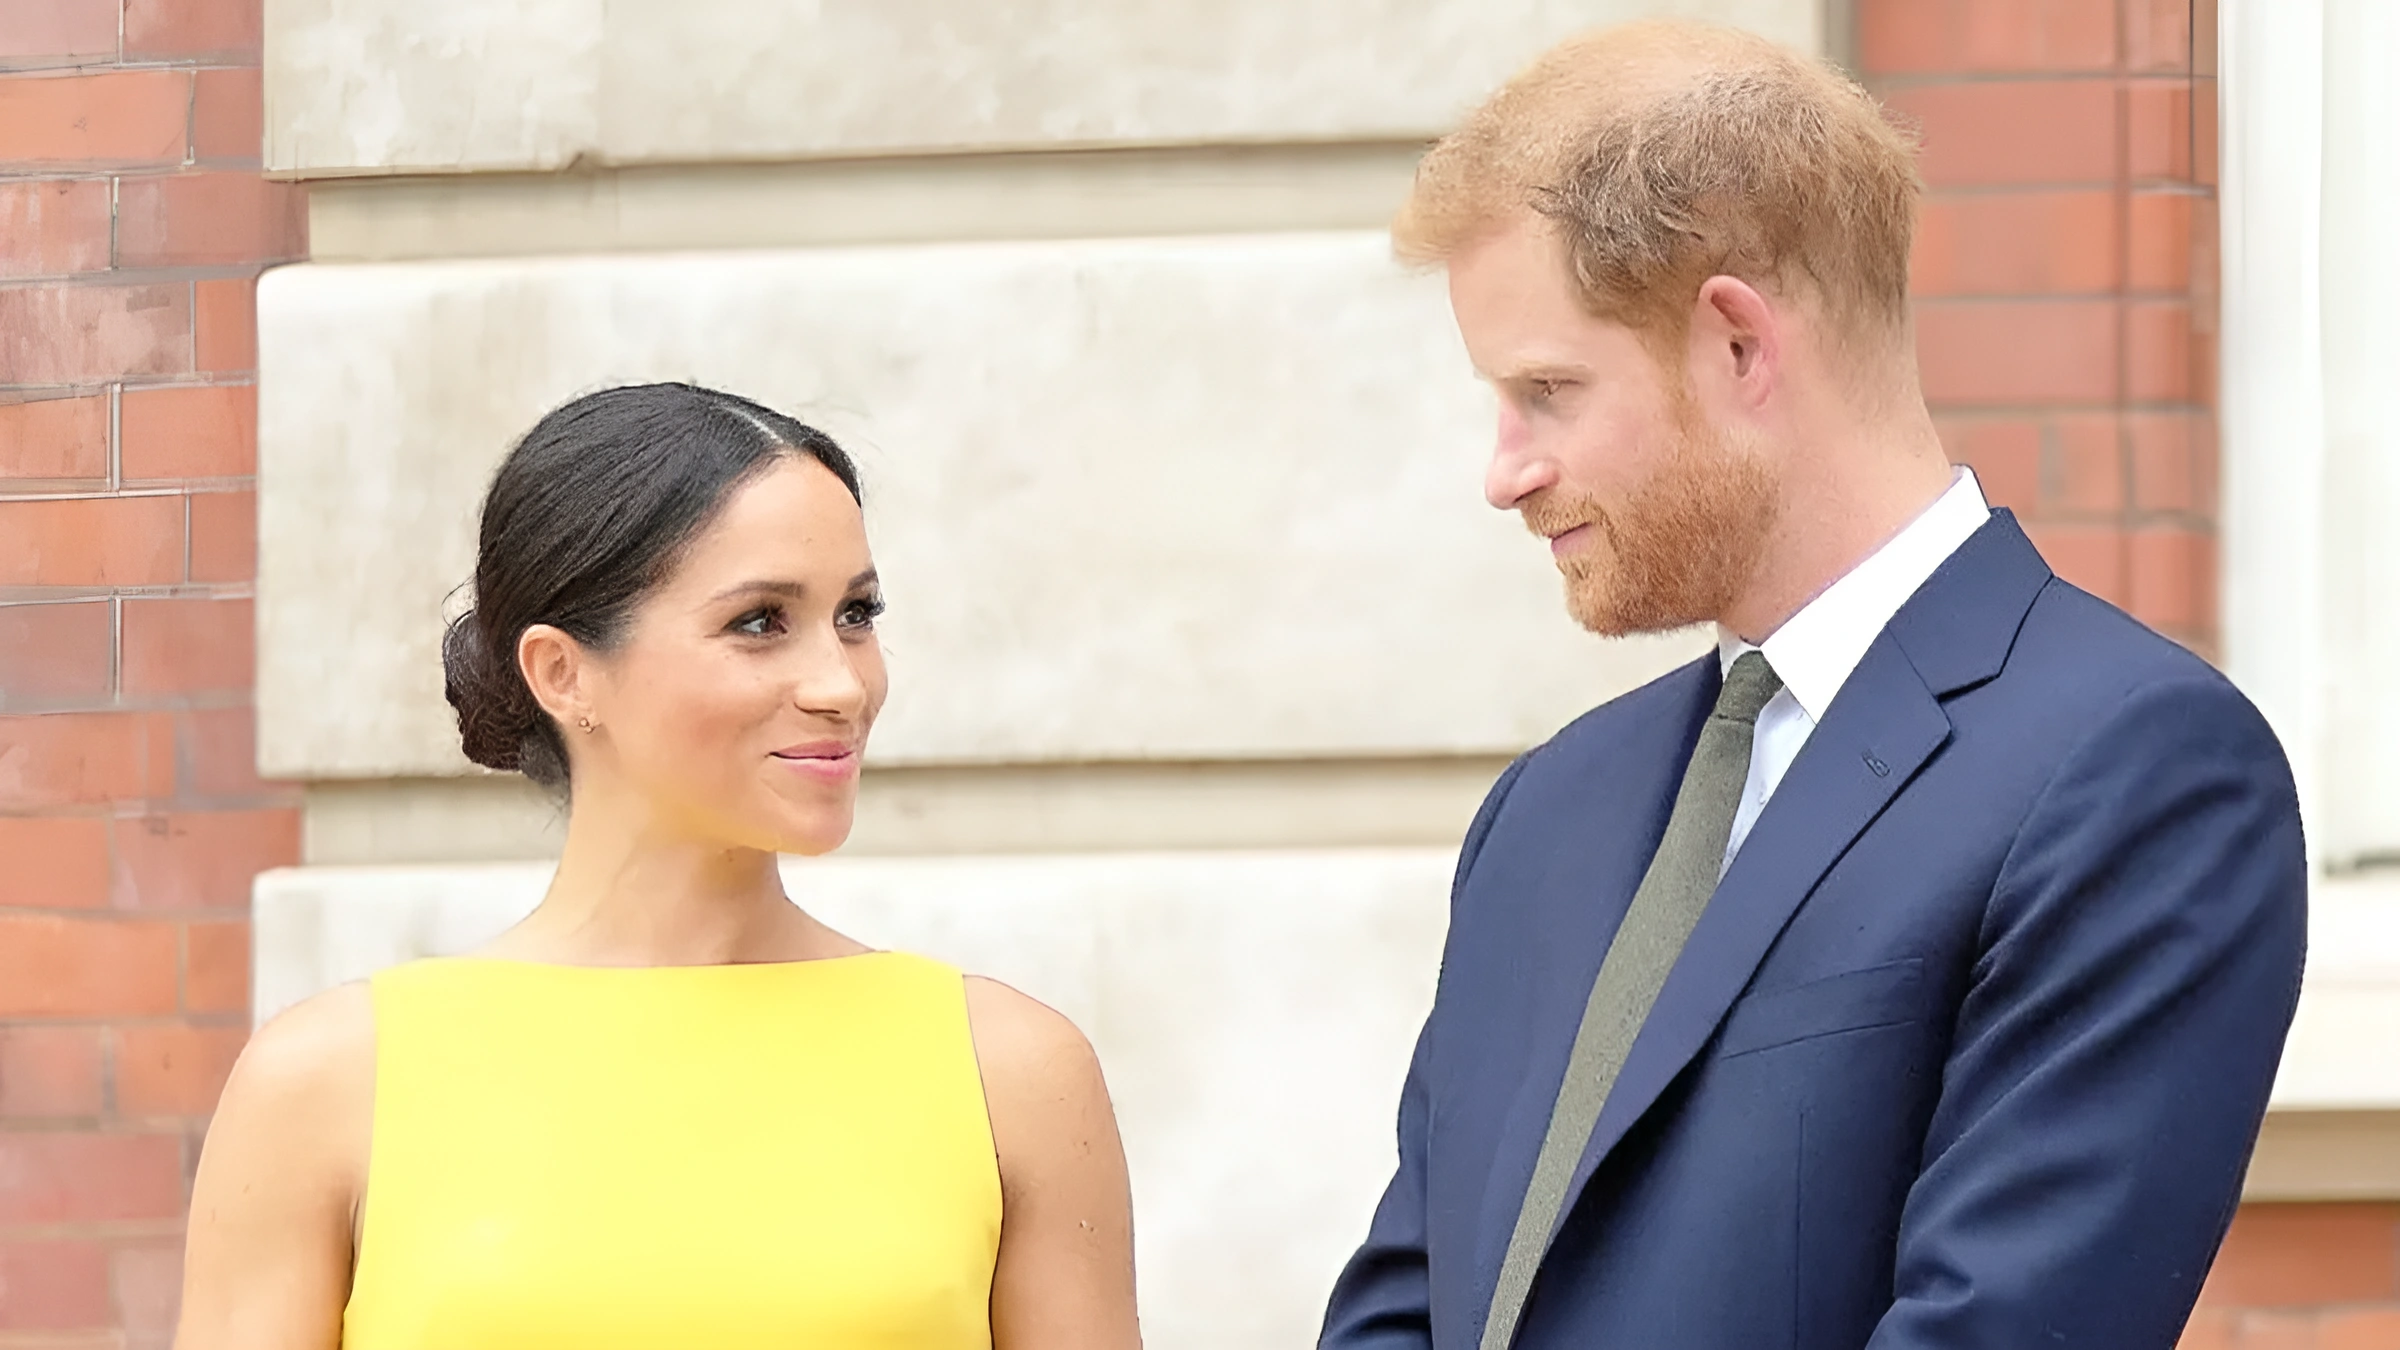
(1484, 409, 1557, 510)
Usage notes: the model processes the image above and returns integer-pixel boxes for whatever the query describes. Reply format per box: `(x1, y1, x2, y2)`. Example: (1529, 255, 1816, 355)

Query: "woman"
(177, 383, 1141, 1348)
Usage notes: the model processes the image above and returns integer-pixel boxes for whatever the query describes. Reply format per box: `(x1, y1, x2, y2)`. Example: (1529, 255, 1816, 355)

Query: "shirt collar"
(1717, 468, 1992, 721)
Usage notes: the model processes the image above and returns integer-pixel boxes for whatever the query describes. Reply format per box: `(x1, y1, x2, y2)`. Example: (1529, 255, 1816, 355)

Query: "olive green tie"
(1478, 651, 1785, 1350)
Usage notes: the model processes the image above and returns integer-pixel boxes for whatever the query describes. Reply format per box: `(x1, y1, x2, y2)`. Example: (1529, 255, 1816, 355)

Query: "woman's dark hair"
(441, 382, 861, 788)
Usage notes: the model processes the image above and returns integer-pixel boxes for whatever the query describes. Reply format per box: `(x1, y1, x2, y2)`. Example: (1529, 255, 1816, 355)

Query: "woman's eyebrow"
(708, 569, 878, 604)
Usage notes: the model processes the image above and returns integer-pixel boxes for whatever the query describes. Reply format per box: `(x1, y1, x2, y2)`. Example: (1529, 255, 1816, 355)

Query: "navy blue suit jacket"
(1321, 513, 2307, 1350)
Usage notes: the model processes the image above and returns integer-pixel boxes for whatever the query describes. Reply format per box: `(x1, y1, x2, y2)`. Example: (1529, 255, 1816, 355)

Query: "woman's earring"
(577, 717, 594, 733)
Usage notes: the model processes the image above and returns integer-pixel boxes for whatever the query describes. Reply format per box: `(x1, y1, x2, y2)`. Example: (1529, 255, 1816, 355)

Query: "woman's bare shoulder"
(228, 982, 377, 1105)
(207, 981, 377, 1177)
(960, 975, 1105, 1103)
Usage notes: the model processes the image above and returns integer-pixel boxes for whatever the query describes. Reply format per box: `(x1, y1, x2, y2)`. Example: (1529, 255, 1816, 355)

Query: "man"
(1322, 20, 2305, 1350)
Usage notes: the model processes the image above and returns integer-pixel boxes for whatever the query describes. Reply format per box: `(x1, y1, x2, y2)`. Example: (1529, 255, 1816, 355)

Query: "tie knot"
(1714, 650, 1784, 726)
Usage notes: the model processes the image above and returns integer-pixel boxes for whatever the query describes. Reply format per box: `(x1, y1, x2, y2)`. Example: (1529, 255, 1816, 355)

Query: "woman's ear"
(518, 624, 591, 729)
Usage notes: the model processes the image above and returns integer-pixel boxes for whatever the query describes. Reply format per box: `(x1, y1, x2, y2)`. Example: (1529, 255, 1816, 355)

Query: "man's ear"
(1688, 275, 1782, 412)
(518, 624, 590, 729)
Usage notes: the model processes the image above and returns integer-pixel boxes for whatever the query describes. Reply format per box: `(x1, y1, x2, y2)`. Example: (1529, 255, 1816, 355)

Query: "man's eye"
(1530, 379, 1563, 401)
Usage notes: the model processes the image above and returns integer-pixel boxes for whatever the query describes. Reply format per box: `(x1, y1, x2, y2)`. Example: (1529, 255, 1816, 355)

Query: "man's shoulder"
(1517, 650, 1716, 779)
(2001, 576, 2256, 730)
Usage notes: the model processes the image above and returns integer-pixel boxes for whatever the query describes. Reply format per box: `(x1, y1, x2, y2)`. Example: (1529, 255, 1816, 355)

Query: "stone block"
(254, 849, 1456, 1350)
(266, 0, 1820, 174)
(256, 233, 1703, 779)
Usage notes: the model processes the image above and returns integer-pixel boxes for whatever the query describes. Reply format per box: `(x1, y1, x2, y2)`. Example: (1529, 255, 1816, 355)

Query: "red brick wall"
(2184, 1206, 2400, 1349)
(0, 0, 298, 1343)
(1862, 0, 2220, 653)
(1859, 8, 2395, 1348)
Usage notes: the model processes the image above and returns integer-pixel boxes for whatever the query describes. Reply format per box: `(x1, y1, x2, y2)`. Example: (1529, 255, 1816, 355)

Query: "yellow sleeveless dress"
(343, 952, 1002, 1349)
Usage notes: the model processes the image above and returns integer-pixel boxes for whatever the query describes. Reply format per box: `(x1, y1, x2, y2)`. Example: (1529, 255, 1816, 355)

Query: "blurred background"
(2, 0, 2396, 1346)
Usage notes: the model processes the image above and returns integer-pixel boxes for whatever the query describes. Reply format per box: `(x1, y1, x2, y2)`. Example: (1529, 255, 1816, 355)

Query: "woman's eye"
(730, 606, 785, 637)
(836, 597, 886, 632)
(1530, 378, 1562, 402)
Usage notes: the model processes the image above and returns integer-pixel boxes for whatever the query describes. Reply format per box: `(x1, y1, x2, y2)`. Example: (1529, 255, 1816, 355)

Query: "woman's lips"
(770, 744, 859, 782)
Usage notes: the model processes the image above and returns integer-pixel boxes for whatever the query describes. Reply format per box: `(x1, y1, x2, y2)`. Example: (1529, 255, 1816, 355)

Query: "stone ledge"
(256, 234, 1703, 779)
(265, 0, 1820, 175)
(256, 851, 1455, 1350)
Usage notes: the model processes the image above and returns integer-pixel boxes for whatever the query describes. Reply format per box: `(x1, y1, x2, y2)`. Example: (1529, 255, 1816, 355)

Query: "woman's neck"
(483, 784, 853, 967)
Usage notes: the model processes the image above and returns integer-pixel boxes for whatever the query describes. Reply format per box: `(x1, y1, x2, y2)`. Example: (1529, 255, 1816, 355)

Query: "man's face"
(1447, 215, 1777, 636)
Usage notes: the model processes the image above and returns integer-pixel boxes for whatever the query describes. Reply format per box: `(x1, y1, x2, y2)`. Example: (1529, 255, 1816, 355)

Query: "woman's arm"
(965, 977, 1141, 1350)
(175, 983, 375, 1350)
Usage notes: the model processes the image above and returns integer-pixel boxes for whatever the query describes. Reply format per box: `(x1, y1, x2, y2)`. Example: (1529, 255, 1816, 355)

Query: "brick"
(2126, 0, 2196, 74)
(194, 277, 255, 374)
(115, 1025, 246, 1117)
(2130, 81, 2196, 182)
(0, 283, 192, 385)
(2129, 192, 2199, 293)
(2132, 413, 2214, 515)
(121, 597, 253, 697)
(2050, 414, 2125, 515)
(1858, 0, 2116, 75)
(0, 1238, 111, 1330)
(2192, 77, 2218, 189)
(2129, 526, 2213, 634)
(0, 71, 191, 165)
(120, 384, 255, 481)
(1914, 300, 2119, 406)
(0, 713, 177, 810)
(1937, 418, 2041, 515)
(0, 1132, 184, 1224)
(0, 181, 111, 280)
(0, 1028, 104, 1118)
(0, 817, 112, 909)
(117, 174, 306, 268)
(2026, 522, 2127, 605)
(111, 1242, 182, 1347)
(2175, 1307, 2235, 1350)
(2200, 1203, 2400, 1308)
(1886, 81, 2119, 188)
(0, 0, 119, 60)
(0, 914, 180, 1017)
(0, 395, 108, 481)
(2129, 300, 2198, 403)
(0, 602, 113, 709)
(111, 809, 294, 911)
(2320, 1310, 2400, 1350)
(1911, 191, 2119, 297)
(185, 919, 249, 1016)
(124, 0, 263, 59)
(0, 496, 186, 588)
(1854, 0, 1947, 76)
(187, 489, 255, 583)
(191, 68, 264, 163)
(177, 706, 276, 799)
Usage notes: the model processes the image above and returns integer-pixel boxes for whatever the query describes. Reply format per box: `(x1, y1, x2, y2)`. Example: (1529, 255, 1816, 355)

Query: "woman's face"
(572, 455, 887, 856)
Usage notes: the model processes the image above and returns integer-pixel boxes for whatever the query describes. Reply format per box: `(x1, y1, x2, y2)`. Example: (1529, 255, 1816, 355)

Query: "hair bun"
(441, 612, 539, 774)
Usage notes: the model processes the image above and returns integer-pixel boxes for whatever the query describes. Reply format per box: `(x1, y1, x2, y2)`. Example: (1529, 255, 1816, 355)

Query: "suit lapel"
(1529, 510, 2057, 1256)
(1464, 657, 1718, 1307)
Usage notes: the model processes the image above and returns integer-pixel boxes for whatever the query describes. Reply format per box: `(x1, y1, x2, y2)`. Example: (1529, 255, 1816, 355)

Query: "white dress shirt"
(1718, 469, 1993, 872)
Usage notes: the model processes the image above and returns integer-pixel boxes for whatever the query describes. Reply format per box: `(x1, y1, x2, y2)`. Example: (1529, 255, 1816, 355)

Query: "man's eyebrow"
(1502, 363, 1592, 382)
(707, 570, 879, 604)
